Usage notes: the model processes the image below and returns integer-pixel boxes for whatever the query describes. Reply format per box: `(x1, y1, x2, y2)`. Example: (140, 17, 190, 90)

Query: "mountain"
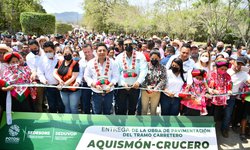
(54, 12, 83, 24)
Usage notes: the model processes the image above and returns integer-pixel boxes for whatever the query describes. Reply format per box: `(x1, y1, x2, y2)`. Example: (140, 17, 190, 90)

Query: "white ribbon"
(4, 83, 250, 125)
(6, 91, 12, 125)
(12, 83, 250, 97)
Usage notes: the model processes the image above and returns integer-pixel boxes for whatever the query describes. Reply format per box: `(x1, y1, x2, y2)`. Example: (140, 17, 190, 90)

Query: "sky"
(41, 0, 156, 14)
(41, 0, 84, 14)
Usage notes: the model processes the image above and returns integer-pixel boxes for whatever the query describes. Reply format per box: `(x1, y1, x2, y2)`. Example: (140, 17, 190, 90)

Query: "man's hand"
(96, 85, 103, 91)
(164, 89, 174, 97)
(105, 85, 111, 93)
(132, 81, 140, 89)
(30, 72, 37, 81)
(123, 83, 131, 91)
(41, 80, 48, 85)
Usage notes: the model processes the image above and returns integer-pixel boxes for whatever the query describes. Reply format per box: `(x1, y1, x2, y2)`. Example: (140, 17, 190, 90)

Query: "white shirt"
(79, 51, 97, 60)
(227, 68, 250, 93)
(79, 51, 85, 60)
(76, 58, 93, 84)
(159, 48, 165, 59)
(166, 55, 195, 72)
(165, 69, 193, 97)
(26, 52, 42, 72)
(115, 51, 148, 86)
(37, 55, 59, 85)
(84, 58, 119, 93)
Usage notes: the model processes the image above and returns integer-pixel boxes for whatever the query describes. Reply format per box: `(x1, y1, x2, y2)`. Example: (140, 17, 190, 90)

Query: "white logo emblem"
(8, 124, 20, 137)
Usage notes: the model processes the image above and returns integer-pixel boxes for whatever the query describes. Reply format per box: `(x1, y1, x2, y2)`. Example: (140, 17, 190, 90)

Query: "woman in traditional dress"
(1, 52, 36, 112)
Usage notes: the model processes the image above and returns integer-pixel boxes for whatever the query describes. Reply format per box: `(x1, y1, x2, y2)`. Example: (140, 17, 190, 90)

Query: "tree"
(194, 0, 241, 41)
(230, 0, 250, 47)
(0, 0, 45, 33)
(20, 12, 55, 35)
(56, 23, 73, 34)
(83, 0, 129, 32)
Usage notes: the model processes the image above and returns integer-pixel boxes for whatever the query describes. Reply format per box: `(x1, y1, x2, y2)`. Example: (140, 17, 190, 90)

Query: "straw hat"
(0, 44, 12, 52)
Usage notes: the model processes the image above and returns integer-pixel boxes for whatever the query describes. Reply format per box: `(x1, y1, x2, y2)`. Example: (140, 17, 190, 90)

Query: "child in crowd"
(180, 69, 209, 116)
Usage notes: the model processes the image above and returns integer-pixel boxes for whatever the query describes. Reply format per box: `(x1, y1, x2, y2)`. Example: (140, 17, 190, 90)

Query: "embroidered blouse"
(1, 65, 37, 102)
(180, 81, 208, 115)
(141, 63, 167, 90)
(208, 71, 232, 106)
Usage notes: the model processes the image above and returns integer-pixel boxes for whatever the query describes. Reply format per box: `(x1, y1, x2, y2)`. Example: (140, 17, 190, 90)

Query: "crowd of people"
(0, 32, 250, 142)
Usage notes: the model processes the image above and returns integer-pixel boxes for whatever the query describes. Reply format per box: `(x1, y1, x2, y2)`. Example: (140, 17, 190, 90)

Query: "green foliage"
(82, 0, 250, 46)
(20, 12, 55, 35)
(0, 0, 45, 33)
(56, 23, 73, 34)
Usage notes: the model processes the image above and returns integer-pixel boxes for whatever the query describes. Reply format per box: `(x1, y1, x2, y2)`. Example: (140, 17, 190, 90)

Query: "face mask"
(31, 50, 39, 55)
(191, 53, 199, 59)
(9, 63, 19, 70)
(64, 54, 72, 61)
(217, 47, 223, 52)
(114, 47, 119, 52)
(226, 51, 232, 56)
(200, 56, 209, 63)
(150, 59, 159, 66)
(45, 53, 54, 59)
(217, 68, 226, 75)
(171, 67, 180, 73)
(73, 57, 80, 61)
(125, 44, 133, 52)
(211, 55, 216, 61)
(193, 78, 203, 84)
(241, 50, 247, 56)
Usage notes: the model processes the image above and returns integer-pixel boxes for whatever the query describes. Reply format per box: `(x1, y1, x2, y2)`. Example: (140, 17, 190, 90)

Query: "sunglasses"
(125, 43, 132, 46)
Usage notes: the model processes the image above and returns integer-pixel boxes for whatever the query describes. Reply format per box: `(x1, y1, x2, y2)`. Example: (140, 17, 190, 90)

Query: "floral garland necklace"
(123, 50, 137, 78)
(94, 57, 110, 86)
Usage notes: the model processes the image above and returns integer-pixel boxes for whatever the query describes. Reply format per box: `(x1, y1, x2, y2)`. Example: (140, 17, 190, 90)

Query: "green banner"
(0, 112, 217, 150)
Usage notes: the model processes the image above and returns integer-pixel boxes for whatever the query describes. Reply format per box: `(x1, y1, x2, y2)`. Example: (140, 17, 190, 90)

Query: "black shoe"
(221, 130, 229, 138)
(239, 134, 248, 143)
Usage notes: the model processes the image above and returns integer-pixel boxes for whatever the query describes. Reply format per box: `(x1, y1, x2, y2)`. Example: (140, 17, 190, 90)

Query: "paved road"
(217, 128, 250, 150)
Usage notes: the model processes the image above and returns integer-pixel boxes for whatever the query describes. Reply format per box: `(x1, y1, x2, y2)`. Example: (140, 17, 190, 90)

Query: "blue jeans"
(160, 93, 180, 116)
(221, 96, 236, 130)
(45, 87, 64, 113)
(80, 82, 92, 114)
(92, 91, 114, 115)
(60, 90, 81, 114)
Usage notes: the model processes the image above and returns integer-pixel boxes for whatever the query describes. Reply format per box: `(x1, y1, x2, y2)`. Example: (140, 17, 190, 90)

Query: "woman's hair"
(28, 39, 39, 47)
(108, 46, 115, 52)
(192, 69, 207, 78)
(216, 54, 224, 59)
(150, 49, 161, 58)
(63, 45, 73, 54)
(97, 43, 108, 50)
(169, 58, 186, 83)
(197, 51, 211, 72)
(73, 50, 79, 56)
